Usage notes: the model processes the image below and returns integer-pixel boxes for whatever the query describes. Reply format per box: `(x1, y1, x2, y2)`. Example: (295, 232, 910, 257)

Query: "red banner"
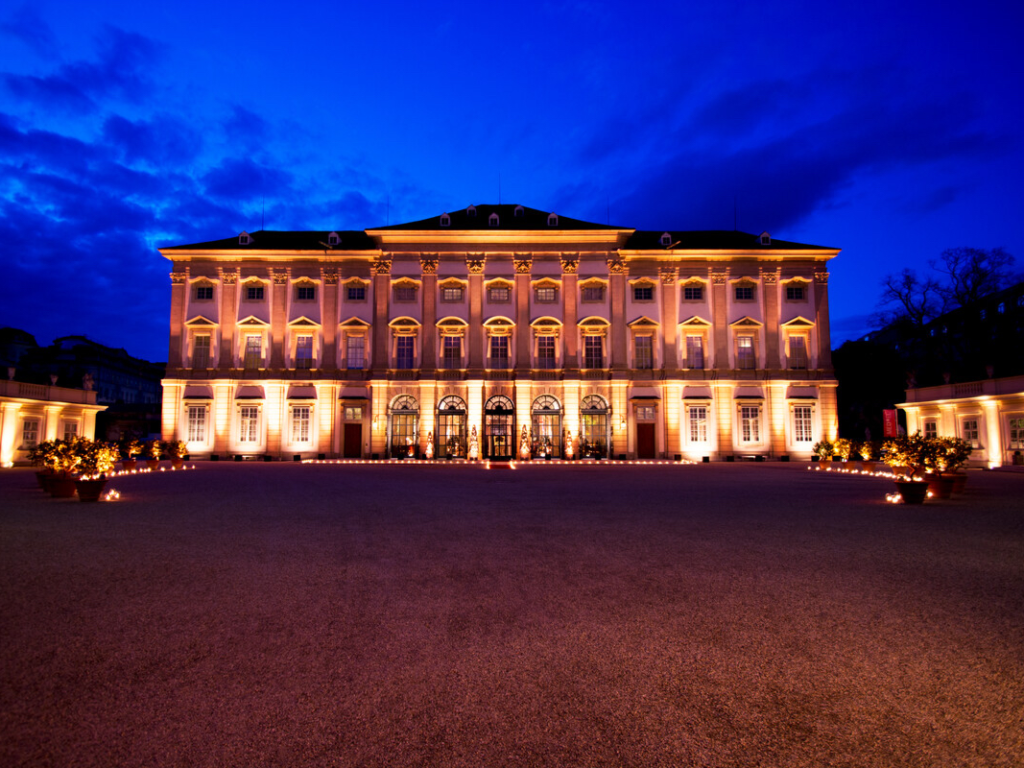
(883, 409, 899, 438)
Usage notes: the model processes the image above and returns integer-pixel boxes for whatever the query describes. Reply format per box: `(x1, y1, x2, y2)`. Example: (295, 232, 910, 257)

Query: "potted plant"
(28, 440, 55, 490)
(45, 438, 82, 498)
(833, 438, 854, 464)
(882, 432, 936, 504)
(164, 439, 187, 469)
(939, 436, 973, 494)
(923, 438, 955, 500)
(812, 439, 834, 467)
(122, 438, 142, 471)
(74, 439, 120, 502)
(144, 439, 162, 470)
(858, 441, 877, 473)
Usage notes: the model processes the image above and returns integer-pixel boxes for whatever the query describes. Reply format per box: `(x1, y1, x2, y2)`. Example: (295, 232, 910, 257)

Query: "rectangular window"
(786, 285, 806, 301)
(735, 285, 754, 301)
(63, 422, 78, 441)
(923, 420, 938, 440)
(292, 406, 311, 443)
(962, 418, 980, 448)
(244, 335, 262, 369)
(346, 336, 365, 370)
(737, 336, 755, 369)
(296, 285, 316, 301)
(295, 335, 314, 369)
(394, 286, 417, 302)
(489, 335, 509, 367)
(633, 285, 654, 302)
(689, 406, 708, 443)
(686, 335, 704, 369)
(536, 336, 556, 368)
(635, 336, 653, 369)
(684, 285, 704, 301)
(22, 419, 39, 448)
(195, 285, 214, 300)
(740, 405, 761, 442)
(1009, 417, 1024, 450)
(636, 406, 656, 421)
(239, 406, 260, 443)
(347, 285, 366, 301)
(488, 286, 510, 302)
(344, 406, 363, 421)
(187, 405, 207, 443)
(193, 334, 211, 368)
(442, 336, 462, 369)
(581, 285, 604, 302)
(793, 405, 813, 443)
(246, 285, 264, 301)
(535, 287, 557, 303)
(396, 337, 415, 369)
(584, 336, 603, 368)
(789, 335, 808, 370)
(442, 286, 464, 302)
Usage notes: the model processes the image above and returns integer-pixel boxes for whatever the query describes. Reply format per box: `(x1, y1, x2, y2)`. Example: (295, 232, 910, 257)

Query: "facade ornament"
(814, 271, 830, 284)
(466, 255, 486, 275)
(323, 269, 339, 285)
(372, 258, 392, 276)
(420, 257, 438, 275)
(272, 269, 288, 285)
(659, 267, 677, 285)
(425, 432, 434, 459)
(170, 272, 187, 284)
(220, 268, 237, 285)
(711, 271, 728, 285)
(762, 271, 778, 285)
(468, 425, 480, 460)
(606, 258, 627, 275)
(560, 256, 579, 274)
(520, 426, 531, 460)
(514, 258, 532, 275)
(564, 429, 574, 460)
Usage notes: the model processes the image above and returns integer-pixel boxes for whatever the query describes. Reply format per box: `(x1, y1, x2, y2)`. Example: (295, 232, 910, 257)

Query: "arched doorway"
(388, 395, 419, 458)
(436, 395, 467, 458)
(484, 395, 515, 460)
(580, 394, 611, 459)
(531, 395, 562, 458)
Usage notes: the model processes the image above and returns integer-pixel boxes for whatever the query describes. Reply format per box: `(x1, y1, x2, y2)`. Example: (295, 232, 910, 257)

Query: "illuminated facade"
(159, 205, 840, 460)
(0, 378, 106, 466)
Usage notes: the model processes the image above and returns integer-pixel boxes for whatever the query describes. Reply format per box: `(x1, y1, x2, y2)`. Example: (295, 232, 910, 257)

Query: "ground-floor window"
(21, 419, 39, 448)
(962, 417, 980, 448)
(1010, 416, 1024, 450)
(740, 405, 761, 443)
(291, 405, 311, 443)
(239, 406, 260, 443)
(436, 395, 467, 457)
(532, 395, 562, 457)
(62, 421, 78, 441)
(923, 420, 938, 440)
(187, 405, 207, 443)
(389, 395, 419, 458)
(793, 405, 813, 443)
(579, 394, 610, 458)
(689, 405, 708, 443)
(484, 395, 515, 459)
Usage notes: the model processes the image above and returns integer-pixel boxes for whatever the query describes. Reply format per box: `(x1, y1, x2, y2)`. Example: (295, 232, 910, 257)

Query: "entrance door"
(636, 423, 656, 458)
(343, 423, 362, 458)
(486, 413, 514, 459)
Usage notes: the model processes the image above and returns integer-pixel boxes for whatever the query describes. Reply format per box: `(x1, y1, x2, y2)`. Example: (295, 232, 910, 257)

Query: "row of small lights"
(808, 464, 938, 504)
(93, 463, 200, 501)
(302, 458, 696, 466)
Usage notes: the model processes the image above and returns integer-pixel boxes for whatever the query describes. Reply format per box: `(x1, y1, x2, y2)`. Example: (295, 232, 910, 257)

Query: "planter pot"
(171, 458, 184, 469)
(49, 476, 78, 498)
(895, 480, 929, 505)
(122, 459, 137, 471)
(951, 473, 968, 494)
(860, 460, 876, 473)
(927, 474, 955, 500)
(75, 478, 109, 502)
(819, 459, 832, 469)
(146, 459, 160, 470)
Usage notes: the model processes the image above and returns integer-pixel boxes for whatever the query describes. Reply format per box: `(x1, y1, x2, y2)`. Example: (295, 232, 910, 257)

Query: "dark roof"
(624, 230, 835, 251)
(163, 230, 377, 251)
(373, 204, 626, 231)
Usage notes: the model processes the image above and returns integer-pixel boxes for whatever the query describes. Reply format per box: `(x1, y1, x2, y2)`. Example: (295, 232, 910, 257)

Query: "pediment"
(531, 316, 563, 327)
(185, 315, 217, 327)
(578, 316, 610, 327)
(388, 316, 422, 328)
(437, 316, 469, 328)
(781, 316, 815, 327)
(730, 316, 763, 328)
(237, 315, 270, 326)
(679, 315, 712, 327)
(483, 316, 515, 327)
(627, 316, 660, 328)
(340, 316, 372, 328)
(288, 316, 321, 327)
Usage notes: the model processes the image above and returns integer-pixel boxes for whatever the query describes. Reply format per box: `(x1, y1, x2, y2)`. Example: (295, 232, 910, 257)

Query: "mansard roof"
(375, 204, 623, 231)
(623, 230, 835, 251)
(163, 230, 377, 251)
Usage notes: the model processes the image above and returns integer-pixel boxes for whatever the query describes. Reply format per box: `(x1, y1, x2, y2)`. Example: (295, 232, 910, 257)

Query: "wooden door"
(636, 423, 656, 459)
(343, 423, 362, 458)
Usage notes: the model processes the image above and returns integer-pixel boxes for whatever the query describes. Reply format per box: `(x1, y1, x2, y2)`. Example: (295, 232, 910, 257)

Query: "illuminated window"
(584, 336, 603, 368)
(789, 336, 808, 370)
(735, 284, 754, 301)
(442, 286, 464, 302)
(689, 406, 708, 442)
(683, 284, 703, 301)
(192, 334, 211, 368)
(962, 418, 980, 448)
(686, 335, 704, 369)
(295, 335, 314, 369)
(923, 420, 938, 440)
(63, 421, 78, 441)
(488, 286, 510, 302)
(442, 336, 462, 369)
(737, 335, 755, 369)
(347, 284, 366, 301)
(636, 406, 656, 421)
(344, 406, 363, 421)
(396, 337, 415, 369)
(535, 286, 557, 303)
(489, 336, 509, 368)
(346, 336, 365, 370)
(244, 335, 262, 369)
(537, 336, 556, 368)
(21, 419, 39, 448)
(581, 285, 604, 302)
(194, 284, 214, 300)
(786, 284, 806, 301)
(239, 406, 260, 443)
(291, 406, 311, 443)
(793, 406, 813, 443)
(246, 285, 264, 301)
(187, 406, 207, 443)
(635, 336, 653, 369)
(394, 285, 418, 302)
(1009, 417, 1024, 450)
(296, 285, 316, 301)
(633, 285, 654, 302)
(740, 405, 761, 442)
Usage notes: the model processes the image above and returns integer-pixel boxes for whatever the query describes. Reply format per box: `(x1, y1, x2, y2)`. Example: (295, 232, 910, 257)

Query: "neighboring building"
(0, 378, 106, 466)
(898, 375, 1024, 468)
(159, 204, 840, 460)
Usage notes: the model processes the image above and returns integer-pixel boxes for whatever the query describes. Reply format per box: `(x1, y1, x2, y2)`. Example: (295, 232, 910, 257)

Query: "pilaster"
(421, 257, 438, 374)
(168, 270, 187, 367)
(514, 257, 532, 373)
(468, 255, 485, 372)
(608, 257, 628, 370)
(660, 268, 678, 372)
(371, 258, 391, 371)
(814, 271, 833, 370)
(561, 255, 579, 371)
(219, 269, 238, 368)
(322, 269, 339, 371)
(270, 268, 288, 368)
(711, 270, 729, 369)
(762, 269, 780, 369)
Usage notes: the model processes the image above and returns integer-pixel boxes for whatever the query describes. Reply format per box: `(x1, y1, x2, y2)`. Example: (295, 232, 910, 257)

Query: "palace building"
(159, 205, 839, 461)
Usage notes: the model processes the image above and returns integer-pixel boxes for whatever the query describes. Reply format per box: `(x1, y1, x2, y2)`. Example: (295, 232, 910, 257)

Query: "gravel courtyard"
(1, 463, 1022, 767)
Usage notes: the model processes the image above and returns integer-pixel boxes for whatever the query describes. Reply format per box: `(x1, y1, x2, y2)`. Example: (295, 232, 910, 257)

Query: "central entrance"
(531, 395, 562, 458)
(436, 395, 467, 458)
(484, 395, 515, 460)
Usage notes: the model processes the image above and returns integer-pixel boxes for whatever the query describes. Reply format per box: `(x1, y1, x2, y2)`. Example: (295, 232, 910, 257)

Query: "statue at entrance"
(425, 432, 434, 460)
(519, 425, 530, 460)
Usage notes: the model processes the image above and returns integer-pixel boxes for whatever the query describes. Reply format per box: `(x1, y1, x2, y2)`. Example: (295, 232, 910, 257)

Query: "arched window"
(531, 395, 562, 458)
(388, 395, 419, 459)
(484, 395, 515, 460)
(436, 396, 467, 458)
(580, 395, 610, 459)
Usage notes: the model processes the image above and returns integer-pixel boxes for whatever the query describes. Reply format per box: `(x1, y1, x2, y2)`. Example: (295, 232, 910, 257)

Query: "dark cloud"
(201, 158, 294, 204)
(102, 114, 204, 167)
(3, 25, 161, 112)
(0, 4, 58, 56)
(223, 106, 270, 151)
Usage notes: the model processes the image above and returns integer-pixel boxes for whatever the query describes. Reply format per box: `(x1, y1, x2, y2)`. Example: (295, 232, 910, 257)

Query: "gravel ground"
(1, 463, 1022, 768)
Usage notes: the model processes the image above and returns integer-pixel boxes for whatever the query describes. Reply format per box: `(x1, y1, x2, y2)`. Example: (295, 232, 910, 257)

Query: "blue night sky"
(2, 0, 1022, 364)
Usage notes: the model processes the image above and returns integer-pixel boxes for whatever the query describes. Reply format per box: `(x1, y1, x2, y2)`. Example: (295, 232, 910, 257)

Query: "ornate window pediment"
(483, 316, 515, 336)
(238, 315, 270, 327)
(730, 316, 764, 328)
(578, 316, 610, 335)
(679, 316, 712, 327)
(288, 316, 321, 327)
(340, 316, 371, 328)
(627, 316, 660, 328)
(781, 316, 815, 328)
(437, 316, 468, 336)
(388, 316, 421, 336)
(185, 315, 217, 327)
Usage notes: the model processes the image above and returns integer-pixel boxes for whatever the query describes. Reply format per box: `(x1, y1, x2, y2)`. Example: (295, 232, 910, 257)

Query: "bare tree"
(930, 247, 1017, 310)
(875, 268, 942, 327)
